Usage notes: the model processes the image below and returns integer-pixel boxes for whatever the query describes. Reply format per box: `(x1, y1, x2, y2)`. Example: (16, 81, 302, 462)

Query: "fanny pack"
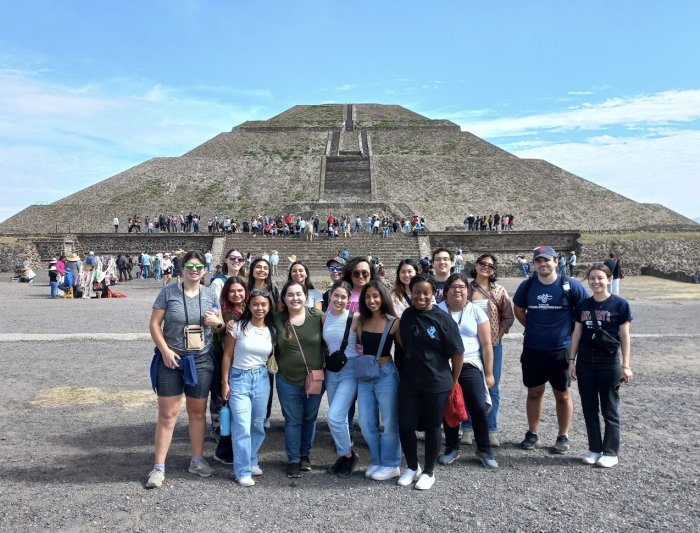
(590, 315, 621, 356)
(325, 313, 354, 373)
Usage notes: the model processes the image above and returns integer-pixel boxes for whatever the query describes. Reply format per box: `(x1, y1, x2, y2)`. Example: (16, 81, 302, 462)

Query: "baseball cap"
(533, 246, 556, 260)
(326, 256, 345, 267)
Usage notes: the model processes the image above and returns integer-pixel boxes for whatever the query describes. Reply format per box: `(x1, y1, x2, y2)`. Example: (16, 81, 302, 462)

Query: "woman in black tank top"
(356, 281, 402, 482)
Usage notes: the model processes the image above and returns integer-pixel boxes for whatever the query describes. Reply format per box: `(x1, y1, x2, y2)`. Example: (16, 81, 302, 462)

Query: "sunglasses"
(353, 270, 370, 279)
(250, 289, 271, 297)
(328, 266, 343, 272)
(228, 256, 244, 262)
(184, 263, 205, 271)
(477, 261, 496, 270)
(449, 284, 468, 291)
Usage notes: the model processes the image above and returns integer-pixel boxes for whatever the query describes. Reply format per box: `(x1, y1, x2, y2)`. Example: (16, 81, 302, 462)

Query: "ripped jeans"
(229, 365, 270, 479)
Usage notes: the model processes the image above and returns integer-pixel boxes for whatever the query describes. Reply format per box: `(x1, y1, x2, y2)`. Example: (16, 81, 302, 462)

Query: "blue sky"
(1, 0, 699, 222)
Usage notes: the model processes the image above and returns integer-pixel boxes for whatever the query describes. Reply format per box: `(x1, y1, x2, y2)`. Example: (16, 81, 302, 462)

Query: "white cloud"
(511, 129, 700, 219)
(461, 89, 700, 138)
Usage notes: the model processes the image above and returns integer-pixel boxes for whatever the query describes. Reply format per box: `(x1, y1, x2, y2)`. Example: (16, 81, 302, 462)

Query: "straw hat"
(49, 265, 57, 271)
(287, 255, 297, 263)
(271, 250, 278, 254)
(66, 253, 80, 261)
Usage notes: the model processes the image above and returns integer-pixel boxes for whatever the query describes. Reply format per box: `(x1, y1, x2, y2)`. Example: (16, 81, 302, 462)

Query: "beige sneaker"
(145, 468, 164, 489)
(462, 431, 474, 445)
(489, 432, 501, 447)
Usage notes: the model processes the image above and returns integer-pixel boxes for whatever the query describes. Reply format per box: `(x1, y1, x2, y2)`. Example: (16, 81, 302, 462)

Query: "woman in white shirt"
(437, 273, 498, 469)
(221, 288, 276, 487)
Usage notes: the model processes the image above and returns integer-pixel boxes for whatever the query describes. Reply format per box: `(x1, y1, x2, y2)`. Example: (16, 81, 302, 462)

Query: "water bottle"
(219, 404, 231, 436)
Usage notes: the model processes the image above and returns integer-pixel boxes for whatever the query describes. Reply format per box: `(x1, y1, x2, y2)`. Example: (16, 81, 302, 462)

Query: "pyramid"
(1, 103, 695, 233)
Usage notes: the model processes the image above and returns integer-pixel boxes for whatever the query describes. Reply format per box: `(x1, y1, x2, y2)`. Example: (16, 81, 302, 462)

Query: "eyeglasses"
(250, 289, 271, 297)
(228, 256, 244, 262)
(184, 263, 205, 271)
(477, 261, 496, 270)
(352, 270, 370, 279)
(449, 285, 468, 291)
(328, 266, 343, 272)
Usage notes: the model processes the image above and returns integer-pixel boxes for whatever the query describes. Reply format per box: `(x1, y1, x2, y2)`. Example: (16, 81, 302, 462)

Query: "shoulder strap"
(374, 316, 395, 361)
(290, 325, 310, 373)
(338, 313, 354, 353)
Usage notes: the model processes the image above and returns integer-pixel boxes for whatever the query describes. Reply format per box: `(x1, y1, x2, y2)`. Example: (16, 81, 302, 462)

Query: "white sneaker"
(596, 455, 619, 468)
(252, 465, 263, 476)
(145, 468, 164, 489)
(188, 458, 214, 478)
(365, 464, 381, 478)
(397, 466, 422, 487)
(414, 473, 436, 490)
(582, 451, 603, 465)
(238, 476, 255, 487)
(370, 466, 400, 481)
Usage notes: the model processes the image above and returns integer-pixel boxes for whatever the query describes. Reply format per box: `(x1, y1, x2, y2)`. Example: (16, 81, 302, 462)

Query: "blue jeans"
(143, 265, 151, 278)
(50, 281, 58, 298)
(462, 339, 502, 432)
(357, 361, 401, 467)
(229, 365, 270, 479)
(576, 359, 621, 455)
(276, 374, 323, 463)
(325, 358, 358, 457)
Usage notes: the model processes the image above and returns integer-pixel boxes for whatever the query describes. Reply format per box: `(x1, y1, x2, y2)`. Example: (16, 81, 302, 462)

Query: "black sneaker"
(337, 451, 359, 478)
(552, 435, 570, 454)
(300, 456, 312, 472)
(328, 456, 345, 475)
(520, 431, 539, 450)
(286, 462, 301, 478)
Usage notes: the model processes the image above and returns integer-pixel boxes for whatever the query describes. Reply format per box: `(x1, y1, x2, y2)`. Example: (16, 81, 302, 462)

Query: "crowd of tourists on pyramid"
(142, 244, 634, 491)
(113, 212, 427, 238)
(463, 213, 516, 231)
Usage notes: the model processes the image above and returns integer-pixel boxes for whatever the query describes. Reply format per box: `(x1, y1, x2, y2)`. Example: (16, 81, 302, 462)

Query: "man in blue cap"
(513, 246, 587, 454)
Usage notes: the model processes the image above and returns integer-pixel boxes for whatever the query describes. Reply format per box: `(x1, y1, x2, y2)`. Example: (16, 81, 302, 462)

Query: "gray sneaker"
(146, 468, 164, 488)
(462, 431, 474, 445)
(475, 450, 499, 470)
(552, 435, 570, 455)
(520, 431, 538, 450)
(188, 458, 214, 477)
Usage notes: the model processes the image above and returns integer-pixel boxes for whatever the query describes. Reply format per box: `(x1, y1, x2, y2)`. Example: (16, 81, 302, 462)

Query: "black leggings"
(444, 364, 491, 454)
(398, 387, 451, 476)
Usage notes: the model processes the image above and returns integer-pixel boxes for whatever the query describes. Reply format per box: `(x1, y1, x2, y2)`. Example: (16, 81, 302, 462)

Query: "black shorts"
(520, 347, 570, 391)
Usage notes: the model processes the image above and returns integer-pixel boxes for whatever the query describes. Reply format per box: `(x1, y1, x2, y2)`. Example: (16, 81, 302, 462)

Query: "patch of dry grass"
(32, 386, 163, 410)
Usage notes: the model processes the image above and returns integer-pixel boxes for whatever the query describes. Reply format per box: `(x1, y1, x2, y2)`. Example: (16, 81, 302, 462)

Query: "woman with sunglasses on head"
(568, 264, 633, 468)
(146, 251, 225, 489)
(211, 276, 248, 465)
(248, 257, 280, 428)
(437, 273, 498, 470)
(210, 248, 247, 302)
(323, 280, 361, 477)
(220, 287, 276, 487)
(341, 257, 377, 313)
(461, 253, 515, 447)
(356, 280, 402, 481)
(274, 280, 325, 478)
(288, 261, 323, 310)
(395, 273, 464, 490)
(390, 259, 419, 318)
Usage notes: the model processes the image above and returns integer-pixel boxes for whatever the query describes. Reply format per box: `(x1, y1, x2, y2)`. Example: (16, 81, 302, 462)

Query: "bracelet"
(621, 365, 631, 370)
(568, 358, 576, 363)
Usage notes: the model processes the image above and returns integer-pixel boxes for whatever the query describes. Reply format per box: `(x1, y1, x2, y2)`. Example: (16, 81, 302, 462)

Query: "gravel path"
(0, 277, 698, 531)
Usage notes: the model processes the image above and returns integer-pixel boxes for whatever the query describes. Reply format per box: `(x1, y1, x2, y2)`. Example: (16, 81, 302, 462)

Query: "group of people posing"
(146, 244, 633, 490)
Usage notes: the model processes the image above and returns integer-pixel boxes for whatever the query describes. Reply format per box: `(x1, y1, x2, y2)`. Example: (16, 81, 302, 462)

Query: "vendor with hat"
(48, 265, 59, 298)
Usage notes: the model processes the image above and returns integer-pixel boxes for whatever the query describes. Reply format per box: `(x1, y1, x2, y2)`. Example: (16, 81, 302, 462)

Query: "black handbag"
(325, 313, 354, 373)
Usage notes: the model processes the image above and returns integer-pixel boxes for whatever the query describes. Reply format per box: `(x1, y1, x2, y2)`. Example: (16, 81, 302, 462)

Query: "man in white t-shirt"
(112, 217, 119, 233)
(204, 250, 213, 274)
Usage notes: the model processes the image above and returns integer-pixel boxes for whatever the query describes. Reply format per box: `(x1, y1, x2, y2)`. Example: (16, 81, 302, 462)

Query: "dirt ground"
(0, 275, 698, 532)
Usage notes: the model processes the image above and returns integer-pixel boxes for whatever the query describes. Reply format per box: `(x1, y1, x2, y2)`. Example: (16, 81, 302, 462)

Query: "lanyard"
(181, 283, 203, 326)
